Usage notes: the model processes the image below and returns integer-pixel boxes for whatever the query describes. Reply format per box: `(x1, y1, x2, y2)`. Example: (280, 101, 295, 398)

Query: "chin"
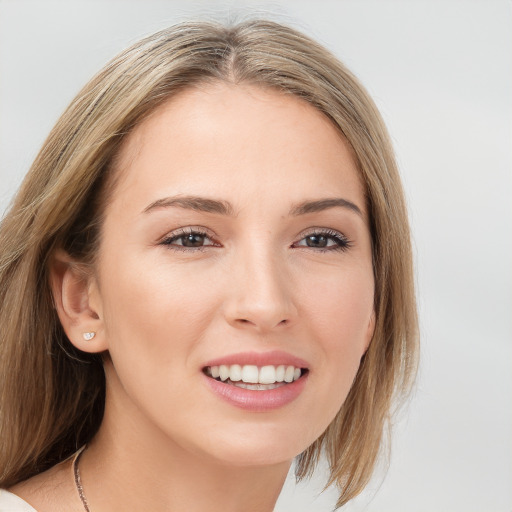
(211, 443, 298, 468)
(188, 420, 319, 468)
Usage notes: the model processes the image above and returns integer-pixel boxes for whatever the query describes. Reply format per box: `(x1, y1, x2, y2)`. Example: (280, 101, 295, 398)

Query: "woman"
(0, 20, 418, 511)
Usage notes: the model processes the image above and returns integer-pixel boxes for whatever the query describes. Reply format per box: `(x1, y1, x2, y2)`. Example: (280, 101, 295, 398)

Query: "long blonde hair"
(0, 20, 418, 507)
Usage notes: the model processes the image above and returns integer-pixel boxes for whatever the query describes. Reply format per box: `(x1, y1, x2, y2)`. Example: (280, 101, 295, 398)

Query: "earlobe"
(49, 250, 107, 353)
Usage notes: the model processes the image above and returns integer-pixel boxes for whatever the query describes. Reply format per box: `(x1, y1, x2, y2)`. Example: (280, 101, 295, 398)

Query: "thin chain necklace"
(72, 446, 279, 512)
(72, 446, 91, 512)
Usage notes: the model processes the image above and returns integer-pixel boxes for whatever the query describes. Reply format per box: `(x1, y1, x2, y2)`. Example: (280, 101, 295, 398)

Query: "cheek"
(102, 247, 216, 325)
(97, 250, 223, 377)
(300, 266, 374, 420)
(96, 254, 224, 432)
(304, 263, 374, 349)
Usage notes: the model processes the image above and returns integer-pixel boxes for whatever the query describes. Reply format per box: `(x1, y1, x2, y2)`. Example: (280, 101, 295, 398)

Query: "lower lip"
(203, 373, 308, 412)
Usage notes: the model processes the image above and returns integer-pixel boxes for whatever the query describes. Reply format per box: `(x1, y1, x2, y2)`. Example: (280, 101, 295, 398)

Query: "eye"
(160, 228, 218, 251)
(293, 229, 352, 252)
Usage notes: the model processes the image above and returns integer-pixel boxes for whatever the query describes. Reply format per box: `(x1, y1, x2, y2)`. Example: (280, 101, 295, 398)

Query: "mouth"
(203, 364, 309, 391)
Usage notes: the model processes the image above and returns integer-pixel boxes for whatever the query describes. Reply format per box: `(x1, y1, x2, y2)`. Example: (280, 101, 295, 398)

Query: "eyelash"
(159, 227, 352, 253)
(159, 227, 217, 252)
(292, 228, 352, 252)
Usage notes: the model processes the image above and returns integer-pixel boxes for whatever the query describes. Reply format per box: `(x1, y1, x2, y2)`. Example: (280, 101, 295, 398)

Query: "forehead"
(111, 82, 366, 217)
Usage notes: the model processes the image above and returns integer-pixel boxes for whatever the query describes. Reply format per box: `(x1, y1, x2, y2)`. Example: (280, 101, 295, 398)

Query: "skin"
(11, 83, 375, 512)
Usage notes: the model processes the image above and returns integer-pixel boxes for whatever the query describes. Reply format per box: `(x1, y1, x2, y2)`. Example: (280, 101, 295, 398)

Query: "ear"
(49, 249, 107, 353)
(363, 310, 376, 354)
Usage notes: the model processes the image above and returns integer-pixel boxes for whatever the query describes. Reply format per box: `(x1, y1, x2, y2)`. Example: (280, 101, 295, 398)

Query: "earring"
(82, 332, 96, 341)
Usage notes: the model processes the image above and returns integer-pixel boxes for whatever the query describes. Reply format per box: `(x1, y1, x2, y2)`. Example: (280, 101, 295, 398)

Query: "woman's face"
(89, 83, 375, 466)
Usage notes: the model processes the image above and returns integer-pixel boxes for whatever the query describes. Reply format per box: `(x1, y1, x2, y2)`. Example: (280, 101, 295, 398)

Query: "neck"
(79, 379, 291, 512)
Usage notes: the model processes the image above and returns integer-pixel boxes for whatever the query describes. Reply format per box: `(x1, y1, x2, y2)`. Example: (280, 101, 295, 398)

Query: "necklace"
(72, 445, 279, 512)
(73, 446, 91, 512)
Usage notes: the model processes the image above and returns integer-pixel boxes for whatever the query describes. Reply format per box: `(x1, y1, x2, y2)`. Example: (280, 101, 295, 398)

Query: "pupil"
(183, 233, 205, 247)
(307, 235, 327, 247)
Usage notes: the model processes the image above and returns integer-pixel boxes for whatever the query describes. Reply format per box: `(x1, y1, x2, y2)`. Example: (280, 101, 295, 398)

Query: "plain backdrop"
(0, 1, 511, 511)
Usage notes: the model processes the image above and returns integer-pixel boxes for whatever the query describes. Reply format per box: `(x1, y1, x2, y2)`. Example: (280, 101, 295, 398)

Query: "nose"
(223, 247, 298, 333)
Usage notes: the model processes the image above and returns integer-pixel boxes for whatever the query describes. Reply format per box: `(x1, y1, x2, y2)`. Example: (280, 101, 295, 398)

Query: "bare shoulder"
(8, 458, 82, 512)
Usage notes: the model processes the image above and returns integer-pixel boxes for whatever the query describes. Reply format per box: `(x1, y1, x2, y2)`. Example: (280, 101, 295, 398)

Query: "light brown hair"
(0, 20, 418, 507)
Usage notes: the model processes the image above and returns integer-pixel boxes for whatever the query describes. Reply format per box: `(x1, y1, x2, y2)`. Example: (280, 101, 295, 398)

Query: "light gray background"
(1, 1, 511, 511)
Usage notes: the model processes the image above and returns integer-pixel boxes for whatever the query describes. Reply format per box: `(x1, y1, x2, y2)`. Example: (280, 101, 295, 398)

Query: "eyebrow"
(143, 196, 235, 216)
(143, 195, 362, 218)
(289, 198, 362, 217)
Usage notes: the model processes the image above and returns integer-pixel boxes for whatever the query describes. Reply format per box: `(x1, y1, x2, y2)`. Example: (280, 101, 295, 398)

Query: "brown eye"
(304, 234, 328, 248)
(161, 229, 217, 250)
(181, 233, 207, 247)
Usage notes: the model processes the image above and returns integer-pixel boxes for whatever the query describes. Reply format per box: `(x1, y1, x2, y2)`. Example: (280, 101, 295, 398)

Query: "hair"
(0, 19, 418, 507)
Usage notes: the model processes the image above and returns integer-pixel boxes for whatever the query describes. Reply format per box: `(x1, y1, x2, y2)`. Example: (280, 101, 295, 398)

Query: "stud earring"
(82, 332, 96, 341)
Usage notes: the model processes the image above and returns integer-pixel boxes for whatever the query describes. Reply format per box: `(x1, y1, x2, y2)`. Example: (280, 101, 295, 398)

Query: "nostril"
(235, 318, 289, 328)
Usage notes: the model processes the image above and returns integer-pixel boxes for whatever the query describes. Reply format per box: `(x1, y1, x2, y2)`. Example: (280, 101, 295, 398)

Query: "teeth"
(206, 364, 304, 385)
(284, 366, 295, 383)
(232, 382, 283, 390)
(259, 365, 276, 384)
(219, 365, 229, 381)
(242, 365, 259, 384)
(230, 364, 242, 382)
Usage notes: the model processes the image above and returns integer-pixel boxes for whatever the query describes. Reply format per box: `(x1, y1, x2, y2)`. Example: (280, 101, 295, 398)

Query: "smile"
(202, 352, 310, 411)
(204, 364, 306, 390)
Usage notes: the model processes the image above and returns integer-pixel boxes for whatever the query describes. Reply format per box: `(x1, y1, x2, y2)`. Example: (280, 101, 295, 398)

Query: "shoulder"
(0, 489, 38, 511)
(6, 458, 79, 512)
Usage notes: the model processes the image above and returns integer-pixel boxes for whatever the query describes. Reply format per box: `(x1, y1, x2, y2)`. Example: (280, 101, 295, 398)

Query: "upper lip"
(202, 350, 310, 369)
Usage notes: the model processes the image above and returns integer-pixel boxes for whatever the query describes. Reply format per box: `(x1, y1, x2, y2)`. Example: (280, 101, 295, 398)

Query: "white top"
(0, 488, 282, 511)
(0, 490, 37, 512)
